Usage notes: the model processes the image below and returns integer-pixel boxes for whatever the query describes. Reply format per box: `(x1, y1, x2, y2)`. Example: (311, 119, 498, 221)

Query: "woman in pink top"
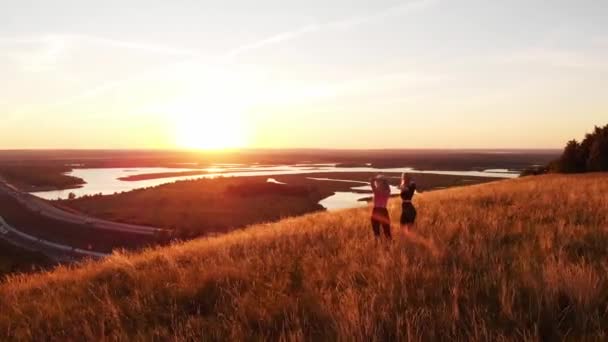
(370, 175, 391, 239)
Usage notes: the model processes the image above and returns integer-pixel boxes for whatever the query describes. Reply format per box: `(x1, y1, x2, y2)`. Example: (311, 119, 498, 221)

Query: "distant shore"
(118, 170, 209, 181)
(117, 168, 291, 181)
(23, 184, 85, 193)
(0, 165, 86, 193)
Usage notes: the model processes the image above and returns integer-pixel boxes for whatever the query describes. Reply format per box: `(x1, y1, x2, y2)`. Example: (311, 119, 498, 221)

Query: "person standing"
(399, 173, 417, 230)
(370, 175, 392, 239)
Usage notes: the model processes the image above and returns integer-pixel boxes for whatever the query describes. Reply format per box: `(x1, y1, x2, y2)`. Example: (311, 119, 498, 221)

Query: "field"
(1, 173, 607, 340)
(59, 177, 331, 239)
(59, 173, 497, 239)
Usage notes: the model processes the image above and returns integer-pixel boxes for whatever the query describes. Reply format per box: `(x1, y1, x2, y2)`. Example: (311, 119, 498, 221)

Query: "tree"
(586, 125, 608, 171)
(553, 123, 608, 174)
(558, 140, 585, 173)
(68, 192, 76, 200)
(579, 129, 597, 163)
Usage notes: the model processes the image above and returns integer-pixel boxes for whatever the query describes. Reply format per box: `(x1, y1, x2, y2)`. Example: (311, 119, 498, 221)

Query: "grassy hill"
(1, 173, 607, 341)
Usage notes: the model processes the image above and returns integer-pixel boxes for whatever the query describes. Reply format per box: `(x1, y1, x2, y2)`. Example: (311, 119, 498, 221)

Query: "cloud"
(225, 24, 322, 59)
(74, 34, 206, 58)
(327, 0, 437, 31)
(260, 70, 445, 106)
(226, 0, 437, 59)
(6, 0, 440, 117)
(0, 33, 207, 73)
(83, 0, 438, 96)
(493, 29, 608, 70)
(498, 47, 608, 69)
(1, 35, 67, 72)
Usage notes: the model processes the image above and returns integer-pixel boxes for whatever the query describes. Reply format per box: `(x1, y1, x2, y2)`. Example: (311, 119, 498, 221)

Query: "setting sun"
(165, 69, 252, 150)
(174, 106, 248, 150)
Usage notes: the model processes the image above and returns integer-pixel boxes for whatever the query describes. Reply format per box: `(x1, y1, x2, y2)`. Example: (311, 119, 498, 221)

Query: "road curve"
(0, 215, 108, 261)
(0, 181, 168, 236)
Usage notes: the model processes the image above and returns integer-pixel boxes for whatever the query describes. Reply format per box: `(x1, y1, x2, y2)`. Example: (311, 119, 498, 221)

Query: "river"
(31, 164, 519, 210)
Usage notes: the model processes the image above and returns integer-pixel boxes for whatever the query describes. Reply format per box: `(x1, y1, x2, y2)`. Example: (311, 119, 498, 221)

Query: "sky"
(1, 0, 607, 149)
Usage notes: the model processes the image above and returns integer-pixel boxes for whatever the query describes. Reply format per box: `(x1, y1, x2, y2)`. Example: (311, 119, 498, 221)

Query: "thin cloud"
(8, 0, 440, 117)
(264, 70, 445, 105)
(1, 35, 67, 72)
(100, 0, 438, 95)
(225, 24, 321, 59)
(327, 0, 437, 30)
(3, 34, 210, 119)
(226, 0, 437, 59)
(494, 29, 608, 70)
(76, 34, 206, 58)
(0, 34, 205, 58)
(498, 47, 608, 69)
(1, 33, 207, 75)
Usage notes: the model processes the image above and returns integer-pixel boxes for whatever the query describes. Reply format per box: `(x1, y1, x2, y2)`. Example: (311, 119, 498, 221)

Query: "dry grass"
(1, 173, 607, 341)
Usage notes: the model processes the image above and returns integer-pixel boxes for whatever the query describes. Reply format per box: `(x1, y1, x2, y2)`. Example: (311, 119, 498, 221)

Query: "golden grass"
(1, 173, 608, 341)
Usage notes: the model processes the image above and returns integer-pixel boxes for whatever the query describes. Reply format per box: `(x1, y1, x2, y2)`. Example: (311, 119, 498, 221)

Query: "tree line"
(522, 124, 608, 176)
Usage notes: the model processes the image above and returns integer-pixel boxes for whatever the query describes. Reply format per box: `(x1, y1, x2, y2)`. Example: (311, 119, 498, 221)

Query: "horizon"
(2, 1, 607, 150)
(0, 147, 563, 153)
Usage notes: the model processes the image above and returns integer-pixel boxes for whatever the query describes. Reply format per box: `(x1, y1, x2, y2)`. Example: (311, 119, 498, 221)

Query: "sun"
(158, 67, 258, 150)
(168, 90, 250, 151)
(164, 67, 260, 150)
(174, 106, 248, 151)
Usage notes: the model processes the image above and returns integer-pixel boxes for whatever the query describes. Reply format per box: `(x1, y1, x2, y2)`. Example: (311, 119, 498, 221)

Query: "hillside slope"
(1, 174, 607, 341)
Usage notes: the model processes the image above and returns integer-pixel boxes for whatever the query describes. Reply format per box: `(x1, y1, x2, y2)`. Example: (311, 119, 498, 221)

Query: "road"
(0, 179, 170, 261)
(0, 180, 167, 236)
(0, 215, 107, 261)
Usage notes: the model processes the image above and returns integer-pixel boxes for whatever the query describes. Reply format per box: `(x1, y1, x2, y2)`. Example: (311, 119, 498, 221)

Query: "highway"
(0, 179, 170, 261)
(0, 215, 107, 261)
(0, 180, 167, 236)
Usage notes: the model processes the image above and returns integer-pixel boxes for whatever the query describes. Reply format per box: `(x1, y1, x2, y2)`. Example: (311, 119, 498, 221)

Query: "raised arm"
(398, 181, 405, 191)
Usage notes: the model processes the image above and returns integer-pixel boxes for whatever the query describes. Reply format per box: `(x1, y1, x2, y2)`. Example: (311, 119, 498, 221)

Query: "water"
(32, 167, 202, 200)
(266, 178, 286, 184)
(320, 183, 407, 211)
(319, 192, 369, 211)
(31, 164, 519, 209)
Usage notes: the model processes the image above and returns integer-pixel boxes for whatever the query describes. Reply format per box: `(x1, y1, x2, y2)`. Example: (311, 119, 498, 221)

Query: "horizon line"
(0, 147, 563, 152)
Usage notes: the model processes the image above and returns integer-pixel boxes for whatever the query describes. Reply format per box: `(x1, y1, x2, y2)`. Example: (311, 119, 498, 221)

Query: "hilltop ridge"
(1, 173, 607, 341)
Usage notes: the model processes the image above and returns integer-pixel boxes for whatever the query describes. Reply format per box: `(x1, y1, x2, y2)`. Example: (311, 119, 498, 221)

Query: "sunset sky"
(2, 0, 607, 149)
